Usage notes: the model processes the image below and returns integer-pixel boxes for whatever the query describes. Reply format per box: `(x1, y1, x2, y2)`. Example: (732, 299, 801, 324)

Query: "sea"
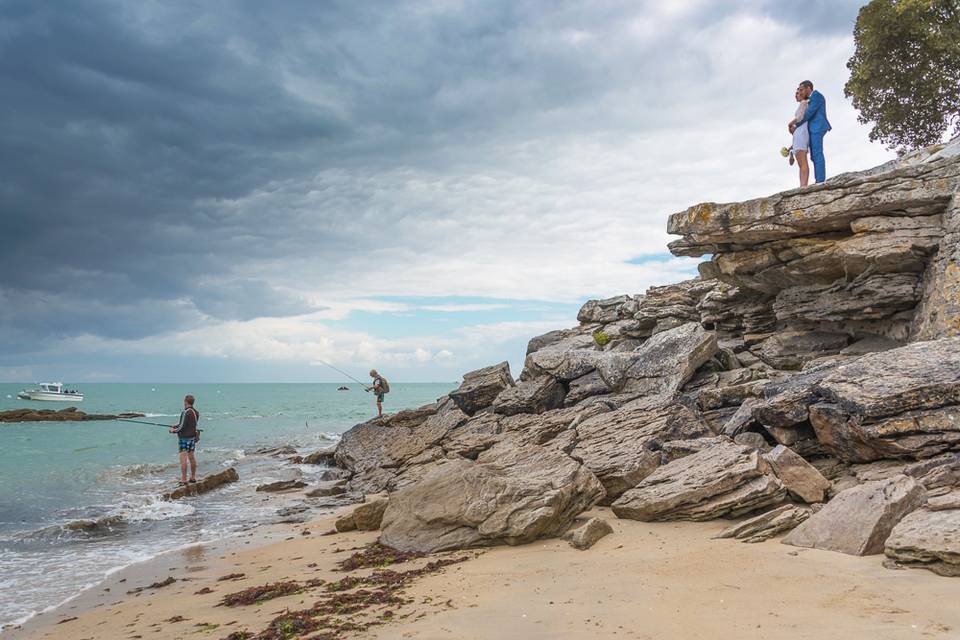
(0, 382, 455, 630)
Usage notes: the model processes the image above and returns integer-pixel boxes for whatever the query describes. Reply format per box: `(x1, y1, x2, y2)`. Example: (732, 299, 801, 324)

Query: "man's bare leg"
(179, 451, 189, 483)
(187, 452, 197, 481)
(377, 400, 383, 417)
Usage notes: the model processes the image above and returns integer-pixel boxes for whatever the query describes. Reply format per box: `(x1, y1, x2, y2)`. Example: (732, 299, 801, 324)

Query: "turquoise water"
(0, 382, 454, 629)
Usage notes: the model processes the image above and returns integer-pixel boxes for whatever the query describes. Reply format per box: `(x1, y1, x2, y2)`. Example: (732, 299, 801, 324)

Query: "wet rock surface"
(164, 468, 240, 500)
(0, 407, 145, 423)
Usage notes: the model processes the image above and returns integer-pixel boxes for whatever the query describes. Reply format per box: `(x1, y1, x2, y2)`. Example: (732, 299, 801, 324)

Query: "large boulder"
(885, 508, 960, 576)
(379, 442, 604, 552)
(782, 474, 926, 555)
(449, 362, 515, 415)
(611, 443, 786, 521)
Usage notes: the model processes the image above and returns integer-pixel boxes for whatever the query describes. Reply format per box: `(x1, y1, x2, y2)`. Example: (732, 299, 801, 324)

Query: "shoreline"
(1, 507, 349, 637)
(9, 506, 960, 640)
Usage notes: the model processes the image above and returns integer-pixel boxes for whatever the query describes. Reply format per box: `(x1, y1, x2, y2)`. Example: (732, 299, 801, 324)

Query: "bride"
(789, 86, 810, 186)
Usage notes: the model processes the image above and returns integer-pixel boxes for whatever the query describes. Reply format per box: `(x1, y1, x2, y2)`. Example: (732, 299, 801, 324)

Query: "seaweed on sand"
(126, 576, 176, 594)
(242, 555, 469, 639)
(334, 543, 423, 572)
(219, 581, 303, 607)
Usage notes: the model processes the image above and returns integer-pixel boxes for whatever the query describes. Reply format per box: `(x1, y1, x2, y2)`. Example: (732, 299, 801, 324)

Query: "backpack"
(379, 377, 390, 393)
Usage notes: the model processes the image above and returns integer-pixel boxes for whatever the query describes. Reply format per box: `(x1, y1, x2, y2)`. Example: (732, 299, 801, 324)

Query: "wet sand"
(8, 507, 959, 640)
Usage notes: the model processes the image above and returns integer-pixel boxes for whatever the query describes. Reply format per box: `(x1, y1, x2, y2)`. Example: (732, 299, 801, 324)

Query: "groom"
(789, 80, 831, 183)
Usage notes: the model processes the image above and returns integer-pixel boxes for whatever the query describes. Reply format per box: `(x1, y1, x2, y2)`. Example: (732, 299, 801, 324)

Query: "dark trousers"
(810, 131, 826, 183)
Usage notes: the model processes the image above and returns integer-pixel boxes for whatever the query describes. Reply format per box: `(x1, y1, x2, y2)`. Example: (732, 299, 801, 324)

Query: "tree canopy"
(845, 0, 960, 151)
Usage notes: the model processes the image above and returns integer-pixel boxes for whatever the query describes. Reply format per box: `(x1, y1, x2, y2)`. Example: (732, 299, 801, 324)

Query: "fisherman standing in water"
(169, 394, 200, 486)
(366, 370, 388, 418)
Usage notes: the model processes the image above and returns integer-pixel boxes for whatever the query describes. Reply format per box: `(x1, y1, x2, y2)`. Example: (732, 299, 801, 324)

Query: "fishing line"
(313, 358, 369, 389)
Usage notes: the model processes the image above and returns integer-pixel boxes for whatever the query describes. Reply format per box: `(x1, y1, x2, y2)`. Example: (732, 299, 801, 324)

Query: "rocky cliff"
(330, 140, 960, 575)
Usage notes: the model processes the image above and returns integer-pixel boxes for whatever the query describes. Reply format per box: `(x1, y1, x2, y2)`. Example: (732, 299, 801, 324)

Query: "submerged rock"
(0, 408, 145, 423)
(165, 468, 239, 500)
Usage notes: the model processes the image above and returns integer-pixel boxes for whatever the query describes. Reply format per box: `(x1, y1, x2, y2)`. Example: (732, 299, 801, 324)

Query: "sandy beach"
(8, 506, 958, 640)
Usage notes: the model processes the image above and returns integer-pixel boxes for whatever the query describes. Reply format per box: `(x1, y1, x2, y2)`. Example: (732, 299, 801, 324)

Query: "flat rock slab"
(165, 468, 239, 500)
(885, 508, 960, 576)
(256, 479, 307, 492)
(714, 504, 811, 543)
(564, 517, 614, 550)
(612, 442, 786, 522)
(783, 474, 925, 556)
(305, 479, 348, 497)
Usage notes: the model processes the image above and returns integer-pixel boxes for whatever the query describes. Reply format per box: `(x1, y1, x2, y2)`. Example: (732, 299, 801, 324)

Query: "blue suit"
(794, 90, 832, 183)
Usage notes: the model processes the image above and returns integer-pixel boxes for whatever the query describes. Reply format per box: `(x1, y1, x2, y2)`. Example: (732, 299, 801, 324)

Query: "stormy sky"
(0, 0, 892, 383)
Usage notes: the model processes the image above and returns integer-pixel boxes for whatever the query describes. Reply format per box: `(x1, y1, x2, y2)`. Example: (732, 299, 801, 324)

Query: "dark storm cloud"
(0, 0, 862, 349)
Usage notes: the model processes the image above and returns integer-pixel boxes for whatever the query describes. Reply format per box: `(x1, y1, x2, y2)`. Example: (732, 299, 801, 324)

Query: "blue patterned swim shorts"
(178, 438, 196, 453)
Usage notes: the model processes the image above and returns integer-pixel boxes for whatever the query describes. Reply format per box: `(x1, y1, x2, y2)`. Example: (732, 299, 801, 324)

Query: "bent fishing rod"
(313, 358, 371, 390)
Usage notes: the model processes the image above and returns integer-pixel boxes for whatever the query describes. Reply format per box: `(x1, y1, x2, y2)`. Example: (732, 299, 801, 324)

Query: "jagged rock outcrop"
(325, 146, 960, 557)
(782, 475, 926, 556)
(449, 362, 515, 415)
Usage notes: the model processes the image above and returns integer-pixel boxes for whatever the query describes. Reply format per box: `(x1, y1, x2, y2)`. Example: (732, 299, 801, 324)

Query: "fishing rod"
(314, 358, 370, 390)
(117, 418, 172, 427)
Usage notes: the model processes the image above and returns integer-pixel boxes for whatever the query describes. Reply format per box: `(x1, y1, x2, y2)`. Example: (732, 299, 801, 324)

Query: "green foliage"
(845, 0, 960, 151)
(592, 330, 611, 347)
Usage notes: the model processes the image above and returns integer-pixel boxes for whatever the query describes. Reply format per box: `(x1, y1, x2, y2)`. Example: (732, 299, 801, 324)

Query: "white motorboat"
(17, 382, 84, 402)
